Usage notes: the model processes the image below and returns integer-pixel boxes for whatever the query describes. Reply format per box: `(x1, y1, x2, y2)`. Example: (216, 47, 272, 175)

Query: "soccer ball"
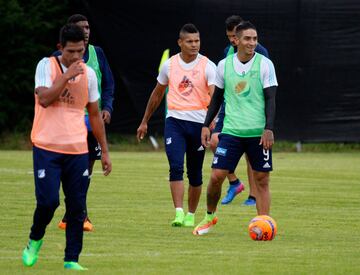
(248, 215, 277, 241)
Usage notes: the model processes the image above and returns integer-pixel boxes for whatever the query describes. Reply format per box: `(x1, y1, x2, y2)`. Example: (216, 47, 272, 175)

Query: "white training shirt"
(215, 53, 278, 89)
(157, 53, 217, 123)
(34, 57, 99, 103)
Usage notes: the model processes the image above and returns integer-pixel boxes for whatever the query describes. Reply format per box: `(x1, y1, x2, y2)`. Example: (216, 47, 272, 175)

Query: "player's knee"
(188, 170, 202, 186)
(66, 198, 86, 219)
(189, 181, 202, 187)
(67, 207, 86, 222)
(38, 198, 59, 211)
(254, 172, 269, 188)
(210, 169, 227, 185)
(209, 136, 219, 153)
(169, 165, 184, 181)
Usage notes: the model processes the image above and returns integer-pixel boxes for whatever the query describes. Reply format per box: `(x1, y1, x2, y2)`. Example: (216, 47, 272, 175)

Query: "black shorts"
(87, 131, 101, 160)
(211, 134, 273, 172)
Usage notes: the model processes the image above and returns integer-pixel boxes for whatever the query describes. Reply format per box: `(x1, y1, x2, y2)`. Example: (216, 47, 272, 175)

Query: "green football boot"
(64, 261, 88, 270)
(171, 209, 185, 227)
(183, 213, 195, 227)
(22, 239, 43, 267)
(193, 213, 218, 235)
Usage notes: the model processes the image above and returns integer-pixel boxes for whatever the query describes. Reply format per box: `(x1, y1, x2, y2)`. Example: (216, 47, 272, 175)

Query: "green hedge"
(0, 0, 71, 133)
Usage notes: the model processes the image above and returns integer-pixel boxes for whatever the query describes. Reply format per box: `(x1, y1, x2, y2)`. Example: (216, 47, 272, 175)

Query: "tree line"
(0, 0, 80, 133)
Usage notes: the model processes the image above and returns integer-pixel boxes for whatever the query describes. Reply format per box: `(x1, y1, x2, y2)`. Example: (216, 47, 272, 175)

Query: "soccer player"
(53, 14, 115, 232)
(22, 24, 112, 270)
(211, 15, 270, 206)
(193, 21, 277, 235)
(137, 23, 216, 227)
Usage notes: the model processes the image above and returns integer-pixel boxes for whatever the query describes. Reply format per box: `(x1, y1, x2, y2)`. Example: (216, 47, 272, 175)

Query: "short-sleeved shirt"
(35, 57, 99, 103)
(215, 54, 278, 89)
(157, 53, 217, 123)
(157, 53, 216, 86)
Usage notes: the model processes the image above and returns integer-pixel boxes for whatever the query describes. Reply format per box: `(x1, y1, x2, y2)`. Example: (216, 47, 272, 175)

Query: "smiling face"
(178, 32, 200, 59)
(236, 28, 257, 58)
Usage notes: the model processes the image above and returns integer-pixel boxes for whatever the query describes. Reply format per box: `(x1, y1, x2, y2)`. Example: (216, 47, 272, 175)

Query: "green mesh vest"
(85, 44, 102, 114)
(222, 53, 265, 137)
(226, 45, 235, 56)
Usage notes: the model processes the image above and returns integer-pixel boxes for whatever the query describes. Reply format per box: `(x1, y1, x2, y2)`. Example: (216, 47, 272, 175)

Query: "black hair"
(67, 14, 88, 24)
(59, 23, 85, 47)
(235, 21, 257, 36)
(225, 15, 243, 31)
(179, 23, 199, 38)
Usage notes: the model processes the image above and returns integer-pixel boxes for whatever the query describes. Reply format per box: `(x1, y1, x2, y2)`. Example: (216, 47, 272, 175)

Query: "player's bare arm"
(87, 101, 112, 175)
(136, 82, 167, 141)
(36, 60, 84, 108)
(201, 86, 224, 147)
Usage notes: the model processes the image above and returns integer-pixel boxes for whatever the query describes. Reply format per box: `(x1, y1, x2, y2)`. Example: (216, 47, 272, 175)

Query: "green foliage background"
(0, 0, 76, 133)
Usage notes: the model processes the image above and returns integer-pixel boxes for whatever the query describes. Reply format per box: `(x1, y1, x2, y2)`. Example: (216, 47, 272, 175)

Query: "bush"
(0, 0, 71, 133)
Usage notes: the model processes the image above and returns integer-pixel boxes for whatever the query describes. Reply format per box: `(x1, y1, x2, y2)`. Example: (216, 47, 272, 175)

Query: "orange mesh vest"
(167, 54, 210, 111)
(31, 57, 89, 154)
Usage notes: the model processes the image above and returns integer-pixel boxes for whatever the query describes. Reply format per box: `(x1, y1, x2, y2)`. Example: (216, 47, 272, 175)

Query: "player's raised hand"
(201, 126, 211, 147)
(260, 129, 274, 150)
(65, 60, 84, 80)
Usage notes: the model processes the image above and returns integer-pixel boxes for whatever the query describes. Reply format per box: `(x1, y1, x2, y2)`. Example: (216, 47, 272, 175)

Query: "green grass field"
(0, 150, 359, 274)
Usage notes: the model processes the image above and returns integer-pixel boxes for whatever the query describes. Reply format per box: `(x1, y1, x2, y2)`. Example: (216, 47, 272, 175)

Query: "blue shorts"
(33, 146, 89, 209)
(164, 117, 205, 186)
(213, 102, 225, 133)
(87, 131, 101, 161)
(211, 134, 273, 172)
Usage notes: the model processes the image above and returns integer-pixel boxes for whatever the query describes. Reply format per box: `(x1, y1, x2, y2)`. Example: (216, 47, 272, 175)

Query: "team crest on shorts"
(166, 137, 172, 145)
(215, 147, 227, 156)
(212, 157, 218, 164)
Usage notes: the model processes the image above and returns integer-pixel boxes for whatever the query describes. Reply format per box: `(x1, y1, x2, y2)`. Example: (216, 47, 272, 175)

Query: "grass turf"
(0, 151, 359, 274)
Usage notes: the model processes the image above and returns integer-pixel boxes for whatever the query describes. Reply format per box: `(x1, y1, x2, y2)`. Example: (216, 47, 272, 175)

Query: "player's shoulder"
(51, 50, 61, 57)
(90, 44, 103, 51)
(259, 54, 274, 67)
(36, 57, 51, 68)
(255, 43, 269, 58)
(91, 45, 105, 55)
(223, 45, 232, 57)
(200, 53, 216, 69)
(258, 54, 276, 77)
(160, 58, 171, 71)
(217, 57, 227, 68)
(86, 64, 97, 77)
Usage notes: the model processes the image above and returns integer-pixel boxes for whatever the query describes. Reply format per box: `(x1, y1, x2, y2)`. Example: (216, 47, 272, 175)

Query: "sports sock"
(248, 195, 256, 201)
(229, 179, 240, 185)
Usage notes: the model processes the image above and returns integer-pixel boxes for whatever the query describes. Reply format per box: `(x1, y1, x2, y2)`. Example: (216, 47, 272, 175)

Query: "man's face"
(76, 20, 90, 46)
(236, 28, 257, 56)
(226, 28, 238, 47)
(178, 32, 200, 57)
(60, 41, 85, 67)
